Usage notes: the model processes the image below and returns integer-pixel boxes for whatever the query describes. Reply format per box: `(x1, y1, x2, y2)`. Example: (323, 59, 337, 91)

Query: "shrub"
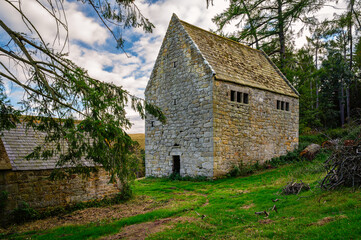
(227, 161, 263, 177)
(299, 126, 357, 146)
(341, 125, 361, 141)
(228, 164, 241, 177)
(0, 191, 8, 212)
(326, 128, 350, 139)
(168, 173, 209, 182)
(299, 134, 326, 145)
(11, 201, 39, 224)
(268, 147, 303, 167)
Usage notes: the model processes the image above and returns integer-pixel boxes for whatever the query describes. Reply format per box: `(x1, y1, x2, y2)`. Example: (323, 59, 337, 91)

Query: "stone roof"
(178, 17, 299, 98)
(0, 124, 93, 171)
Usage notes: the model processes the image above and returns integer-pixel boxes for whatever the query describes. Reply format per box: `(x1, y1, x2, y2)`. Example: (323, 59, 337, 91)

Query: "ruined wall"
(145, 15, 214, 177)
(0, 168, 119, 222)
(213, 80, 299, 176)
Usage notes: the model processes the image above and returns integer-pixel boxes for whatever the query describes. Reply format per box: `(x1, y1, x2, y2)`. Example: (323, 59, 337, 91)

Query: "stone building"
(0, 124, 119, 223)
(145, 14, 299, 178)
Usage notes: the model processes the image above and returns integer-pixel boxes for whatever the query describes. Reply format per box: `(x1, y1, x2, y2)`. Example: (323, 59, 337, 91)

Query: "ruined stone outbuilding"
(0, 124, 119, 223)
(145, 14, 299, 178)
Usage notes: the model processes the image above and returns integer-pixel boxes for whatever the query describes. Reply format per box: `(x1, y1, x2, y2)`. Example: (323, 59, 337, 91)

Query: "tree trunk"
(346, 86, 350, 122)
(315, 44, 319, 109)
(300, 143, 321, 160)
(310, 80, 313, 109)
(349, 0, 354, 70)
(342, 31, 350, 124)
(241, 0, 259, 49)
(339, 80, 345, 127)
(347, 0, 353, 123)
(277, 0, 285, 71)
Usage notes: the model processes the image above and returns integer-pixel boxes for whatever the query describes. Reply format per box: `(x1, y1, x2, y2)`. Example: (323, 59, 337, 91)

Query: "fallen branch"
(282, 180, 310, 195)
(255, 211, 269, 217)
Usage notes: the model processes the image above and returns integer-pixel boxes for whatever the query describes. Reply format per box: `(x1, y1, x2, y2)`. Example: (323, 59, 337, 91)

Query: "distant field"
(129, 133, 145, 149)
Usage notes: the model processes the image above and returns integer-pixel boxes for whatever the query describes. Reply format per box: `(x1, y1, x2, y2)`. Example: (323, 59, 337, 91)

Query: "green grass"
(3, 151, 361, 239)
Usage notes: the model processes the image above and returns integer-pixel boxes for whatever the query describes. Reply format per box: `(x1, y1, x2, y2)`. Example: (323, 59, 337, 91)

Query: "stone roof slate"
(1, 124, 93, 171)
(178, 17, 299, 98)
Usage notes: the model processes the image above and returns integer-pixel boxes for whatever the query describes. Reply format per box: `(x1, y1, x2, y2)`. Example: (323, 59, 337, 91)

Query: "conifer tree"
(213, 0, 325, 71)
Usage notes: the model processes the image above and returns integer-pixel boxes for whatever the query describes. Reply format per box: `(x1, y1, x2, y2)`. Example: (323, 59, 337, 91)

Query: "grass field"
(129, 133, 145, 149)
(2, 150, 361, 239)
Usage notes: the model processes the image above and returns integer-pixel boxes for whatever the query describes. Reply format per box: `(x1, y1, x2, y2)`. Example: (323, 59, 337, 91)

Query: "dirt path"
(0, 195, 169, 234)
(100, 216, 196, 240)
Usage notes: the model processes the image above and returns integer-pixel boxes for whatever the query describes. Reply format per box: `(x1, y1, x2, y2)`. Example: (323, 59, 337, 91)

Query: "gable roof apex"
(171, 13, 179, 20)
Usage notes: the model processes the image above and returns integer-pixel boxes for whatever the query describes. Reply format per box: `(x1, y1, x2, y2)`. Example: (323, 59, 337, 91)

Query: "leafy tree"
(0, 0, 164, 197)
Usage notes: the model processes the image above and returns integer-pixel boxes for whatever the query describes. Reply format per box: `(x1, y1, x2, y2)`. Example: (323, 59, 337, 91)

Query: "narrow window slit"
(237, 92, 242, 103)
(243, 93, 249, 104)
(230, 90, 236, 102)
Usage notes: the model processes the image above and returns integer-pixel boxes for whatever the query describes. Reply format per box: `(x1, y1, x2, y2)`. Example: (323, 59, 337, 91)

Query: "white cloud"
(0, 0, 349, 134)
(0, 0, 109, 49)
(64, 2, 109, 45)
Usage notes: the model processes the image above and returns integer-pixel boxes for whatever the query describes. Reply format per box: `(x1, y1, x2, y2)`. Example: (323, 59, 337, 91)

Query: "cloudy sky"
(0, 0, 346, 133)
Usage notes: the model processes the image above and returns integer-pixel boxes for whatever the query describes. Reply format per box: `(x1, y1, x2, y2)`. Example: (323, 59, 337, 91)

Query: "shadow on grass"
(2, 197, 206, 240)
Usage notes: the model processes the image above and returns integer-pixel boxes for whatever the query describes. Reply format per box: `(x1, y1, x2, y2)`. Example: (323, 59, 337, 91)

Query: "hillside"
(129, 133, 145, 149)
(3, 150, 361, 239)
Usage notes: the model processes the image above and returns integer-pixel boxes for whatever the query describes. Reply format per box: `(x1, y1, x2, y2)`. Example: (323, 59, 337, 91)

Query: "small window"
(277, 100, 290, 111)
(237, 92, 242, 103)
(230, 90, 236, 101)
(243, 93, 249, 104)
(151, 121, 154, 127)
(174, 99, 177, 105)
(173, 61, 177, 68)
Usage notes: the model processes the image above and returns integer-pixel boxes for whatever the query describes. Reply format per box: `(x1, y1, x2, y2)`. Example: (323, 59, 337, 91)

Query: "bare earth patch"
(0, 196, 170, 234)
(101, 216, 196, 240)
(202, 199, 209, 207)
(258, 219, 274, 224)
(237, 189, 250, 194)
(309, 215, 348, 226)
(240, 203, 255, 209)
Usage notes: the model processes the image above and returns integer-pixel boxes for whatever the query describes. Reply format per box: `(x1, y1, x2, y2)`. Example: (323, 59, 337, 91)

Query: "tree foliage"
(0, 0, 164, 196)
(213, 0, 325, 70)
(214, 0, 361, 130)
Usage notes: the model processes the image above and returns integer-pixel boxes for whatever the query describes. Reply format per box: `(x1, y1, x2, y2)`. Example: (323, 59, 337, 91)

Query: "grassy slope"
(129, 134, 145, 149)
(4, 152, 361, 239)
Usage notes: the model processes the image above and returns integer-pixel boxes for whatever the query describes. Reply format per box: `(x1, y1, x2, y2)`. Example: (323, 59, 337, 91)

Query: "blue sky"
(0, 0, 345, 133)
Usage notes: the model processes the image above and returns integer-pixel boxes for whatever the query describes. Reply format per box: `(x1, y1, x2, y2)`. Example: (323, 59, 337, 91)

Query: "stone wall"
(145, 15, 214, 177)
(213, 80, 299, 176)
(0, 168, 119, 222)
